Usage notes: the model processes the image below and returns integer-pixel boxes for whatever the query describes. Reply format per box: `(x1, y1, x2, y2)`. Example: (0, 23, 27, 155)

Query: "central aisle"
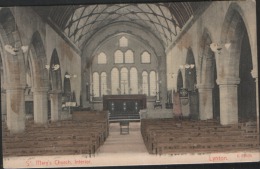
(97, 122, 148, 154)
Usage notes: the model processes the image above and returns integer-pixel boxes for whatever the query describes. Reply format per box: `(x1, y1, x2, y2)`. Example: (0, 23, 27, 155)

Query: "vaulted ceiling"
(33, 2, 209, 50)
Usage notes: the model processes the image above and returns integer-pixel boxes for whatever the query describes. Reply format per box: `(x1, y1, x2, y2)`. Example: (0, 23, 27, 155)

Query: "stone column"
(217, 78, 240, 125)
(33, 88, 48, 124)
(6, 87, 25, 133)
(197, 84, 213, 120)
(49, 90, 62, 122)
(1, 89, 7, 122)
(159, 67, 167, 106)
(251, 69, 259, 142)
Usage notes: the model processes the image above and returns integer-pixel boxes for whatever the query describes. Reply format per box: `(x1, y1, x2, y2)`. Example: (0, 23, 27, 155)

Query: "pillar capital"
(251, 69, 258, 78)
(216, 77, 240, 85)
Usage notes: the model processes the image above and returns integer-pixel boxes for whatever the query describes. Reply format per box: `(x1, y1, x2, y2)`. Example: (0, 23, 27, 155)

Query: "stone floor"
(97, 122, 147, 154)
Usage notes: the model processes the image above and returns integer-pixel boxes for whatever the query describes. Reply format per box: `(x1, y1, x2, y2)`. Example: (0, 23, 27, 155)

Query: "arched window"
(119, 36, 128, 47)
(142, 71, 149, 95)
(111, 68, 119, 94)
(130, 67, 138, 94)
(120, 67, 129, 94)
(26, 72, 32, 87)
(64, 73, 72, 94)
(93, 72, 100, 97)
(101, 72, 107, 96)
(97, 52, 107, 64)
(125, 50, 134, 63)
(26, 59, 32, 87)
(141, 51, 151, 63)
(114, 50, 123, 63)
(177, 70, 183, 91)
(149, 71, 156, 96)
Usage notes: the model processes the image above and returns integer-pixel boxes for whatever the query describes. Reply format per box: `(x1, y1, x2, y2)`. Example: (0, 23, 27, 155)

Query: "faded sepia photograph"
(1, 0, 259, 168)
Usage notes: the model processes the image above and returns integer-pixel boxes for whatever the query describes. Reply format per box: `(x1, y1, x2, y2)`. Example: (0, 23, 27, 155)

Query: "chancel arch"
(89, 34, 162, 103)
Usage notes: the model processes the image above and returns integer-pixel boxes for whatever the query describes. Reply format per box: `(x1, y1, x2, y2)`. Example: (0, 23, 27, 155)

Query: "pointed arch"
(114, 50, 123, 63)
(185, 48, 196, 91)
(125, 50, 134, 63)
(200, 31, 214, 85)
(97, 52, 107, 64)
(0, 8, 25, 85)
(219, 4, 256, 123)
(177, 70, 183, 91)
(50, 49, 62, 91)
(29, 31, 48, 89)
(220, 4, 250, 79)
(64, 72, 72, 93)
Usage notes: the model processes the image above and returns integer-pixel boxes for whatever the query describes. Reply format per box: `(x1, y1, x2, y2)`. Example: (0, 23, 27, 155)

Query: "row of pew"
(141, 118, 259, 155)
(2, 111, 109, 157)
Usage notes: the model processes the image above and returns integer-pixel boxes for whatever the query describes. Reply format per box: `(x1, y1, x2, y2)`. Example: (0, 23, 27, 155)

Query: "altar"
(103, 94, 146, 121)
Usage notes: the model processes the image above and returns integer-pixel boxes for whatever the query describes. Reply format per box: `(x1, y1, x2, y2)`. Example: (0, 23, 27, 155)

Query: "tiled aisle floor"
(97, 122, 147, 154)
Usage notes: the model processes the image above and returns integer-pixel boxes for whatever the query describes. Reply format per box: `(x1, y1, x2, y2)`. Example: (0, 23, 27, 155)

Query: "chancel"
(0, 0, 259, 165)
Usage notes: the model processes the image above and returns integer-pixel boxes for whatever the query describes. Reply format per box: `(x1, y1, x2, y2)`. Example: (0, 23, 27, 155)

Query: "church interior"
(1, 0, 259, 161)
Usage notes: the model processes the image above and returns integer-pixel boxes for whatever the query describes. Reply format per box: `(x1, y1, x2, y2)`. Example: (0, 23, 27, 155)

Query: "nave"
(1, 1, 259, 167)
